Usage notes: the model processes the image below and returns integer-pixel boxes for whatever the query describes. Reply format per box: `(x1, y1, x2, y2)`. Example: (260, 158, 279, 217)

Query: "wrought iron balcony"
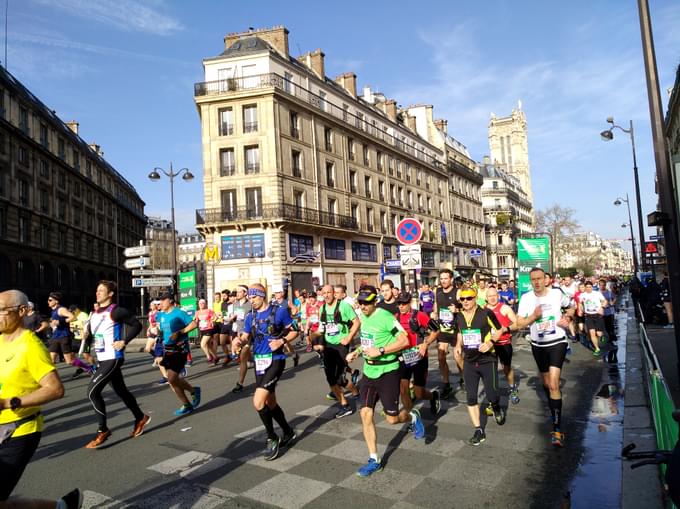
(196, 203, 359, 230)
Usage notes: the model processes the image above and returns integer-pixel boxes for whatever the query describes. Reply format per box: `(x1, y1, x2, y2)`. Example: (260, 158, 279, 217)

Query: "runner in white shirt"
(511, 267, 572, 448)
(578, 281, 607, 357)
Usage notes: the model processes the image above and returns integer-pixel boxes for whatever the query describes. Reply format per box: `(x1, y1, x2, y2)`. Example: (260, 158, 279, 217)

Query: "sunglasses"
(459, 296, 475, 302)
(357, 300, 374, 306)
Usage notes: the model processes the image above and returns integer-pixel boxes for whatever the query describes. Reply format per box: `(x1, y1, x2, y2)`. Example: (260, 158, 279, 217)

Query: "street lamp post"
(601, 118, 646, 272)
(148, 163, 194, 294)
(615, 194, 640, 275)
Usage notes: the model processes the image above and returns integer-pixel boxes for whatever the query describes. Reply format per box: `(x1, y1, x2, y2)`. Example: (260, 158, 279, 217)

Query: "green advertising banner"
(517, 237, 551, 294)
(179, 270, 197, 338)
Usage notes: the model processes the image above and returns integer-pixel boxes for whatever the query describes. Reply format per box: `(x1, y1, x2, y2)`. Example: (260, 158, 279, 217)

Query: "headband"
(459, 289, 477, 298)
(248, 288, 267, 298)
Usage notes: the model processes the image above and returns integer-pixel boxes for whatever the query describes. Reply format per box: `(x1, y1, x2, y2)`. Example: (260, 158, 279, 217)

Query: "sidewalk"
(622, 302, 665, 509)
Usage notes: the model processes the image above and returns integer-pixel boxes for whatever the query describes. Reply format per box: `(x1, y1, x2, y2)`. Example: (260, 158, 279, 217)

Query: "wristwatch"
(379, 347, 385, 355)
(9, 397, 21, 411)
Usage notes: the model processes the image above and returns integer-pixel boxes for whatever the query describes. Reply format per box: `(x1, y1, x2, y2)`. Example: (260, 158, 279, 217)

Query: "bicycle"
(621, 410, 680, 506)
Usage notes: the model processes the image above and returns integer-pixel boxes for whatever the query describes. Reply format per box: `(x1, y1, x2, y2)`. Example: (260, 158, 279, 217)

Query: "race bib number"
(360, 332, 375, 350)
(584, 300, 599, 314)
(439, 309, 453, 323)
(325, 323, 339, 336)
(402, 347, 421, 366)
(254, 353, 272, 375)
(236, 311, 245, 321)
(199, 319, 208, 329)
(94, 333, 105, 353)
(536, 316, 556, 336)
(309, 315, 319, 324)
(462, 328, 482, 349)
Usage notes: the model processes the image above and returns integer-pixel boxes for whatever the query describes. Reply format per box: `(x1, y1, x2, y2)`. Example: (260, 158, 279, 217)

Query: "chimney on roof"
(65, 121, 79, 136)
(299, 49, 325, 79)
(384, 99, 397, 122)
(224, 25, 289, 58)
(406, 114, 417, 132)
(89, 143, 103, 157)
(334, 72, 357, 98)
(434, 119, 448, 134)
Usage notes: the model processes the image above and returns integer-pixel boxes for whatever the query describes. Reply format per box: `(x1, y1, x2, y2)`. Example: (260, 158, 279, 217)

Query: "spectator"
(660, 272, 673, 329)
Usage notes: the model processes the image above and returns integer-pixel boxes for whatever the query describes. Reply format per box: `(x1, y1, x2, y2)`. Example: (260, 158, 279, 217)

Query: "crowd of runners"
(0, 268, 624, 506)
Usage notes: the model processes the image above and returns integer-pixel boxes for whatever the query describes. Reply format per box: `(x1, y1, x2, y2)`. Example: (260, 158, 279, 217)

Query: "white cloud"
(30, 0, 183, 36)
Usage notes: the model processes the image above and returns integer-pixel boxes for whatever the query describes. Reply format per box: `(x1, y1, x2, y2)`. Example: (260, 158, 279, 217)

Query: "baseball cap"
(357, 285, 378, 304)
(271, 283, 284, 293)
(396, 292, 412, 304)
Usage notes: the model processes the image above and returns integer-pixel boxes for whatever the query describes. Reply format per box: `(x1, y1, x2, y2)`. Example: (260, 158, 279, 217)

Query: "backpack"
(396, 310, 429, 343)
(248, 305, 283, 342)
(320, 302, 354, 330)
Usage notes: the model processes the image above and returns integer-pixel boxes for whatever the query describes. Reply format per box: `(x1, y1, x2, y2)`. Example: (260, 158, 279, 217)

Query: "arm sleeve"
(111, 307, 143, 344)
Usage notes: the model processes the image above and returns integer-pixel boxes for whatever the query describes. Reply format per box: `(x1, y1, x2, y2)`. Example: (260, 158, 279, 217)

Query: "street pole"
(624, 194, 640, 275)
(637, 0, 680, 382)
(628, 121, 647, 271)
(169, 162, 178, 296)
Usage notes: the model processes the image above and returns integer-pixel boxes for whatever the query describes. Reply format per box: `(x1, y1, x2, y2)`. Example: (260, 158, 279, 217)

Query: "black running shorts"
(359, 369, 401, 416)
(255, 359, 285, 392)
(160, 351, 188, 373)
(494, 343, 513, 367)
(584, 315, 605, 333)
(399, 356, 428, 387)
(531, 342, 568, 373)
(48, 336, 72, 354)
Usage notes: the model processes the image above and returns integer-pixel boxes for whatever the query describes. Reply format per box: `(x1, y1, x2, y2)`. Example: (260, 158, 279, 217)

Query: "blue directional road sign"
(396, 218, 423, 246)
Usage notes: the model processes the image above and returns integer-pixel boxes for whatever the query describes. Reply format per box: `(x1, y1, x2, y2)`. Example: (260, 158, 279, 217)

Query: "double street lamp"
(600, 117, 646, 272)
(615, 195, 640, 275)
(148, 163, 195, 294)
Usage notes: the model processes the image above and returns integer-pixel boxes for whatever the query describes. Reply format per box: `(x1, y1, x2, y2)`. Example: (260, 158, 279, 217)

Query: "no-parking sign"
(396, 218, 423, 246)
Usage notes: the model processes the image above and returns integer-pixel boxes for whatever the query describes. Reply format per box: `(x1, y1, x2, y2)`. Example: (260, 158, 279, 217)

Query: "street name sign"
(131, 269, 174, 276)
(132, 277, 174, 288)
(124, 257, 150, 269)
(124, 245, 150, 257)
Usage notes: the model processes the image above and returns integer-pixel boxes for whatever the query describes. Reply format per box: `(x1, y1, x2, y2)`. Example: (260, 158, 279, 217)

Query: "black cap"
(158, 291, 175, 302)
(396, 292, 412, 304)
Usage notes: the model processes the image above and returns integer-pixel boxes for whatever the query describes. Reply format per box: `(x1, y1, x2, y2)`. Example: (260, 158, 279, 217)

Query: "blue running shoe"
(356, 458, 382, 477)
(180, 367, 188, 377)
(191, 386, 201, 409)
(174, 404, 193, 416)
(410, 409, 425, 440)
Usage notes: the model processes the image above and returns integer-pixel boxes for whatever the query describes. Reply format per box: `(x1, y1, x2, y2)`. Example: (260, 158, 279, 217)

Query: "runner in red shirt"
(395, 292, 441, 416)
(303, 294, 322, 356)
(486, 287, 520, 405)
(194, 299, 219, 365)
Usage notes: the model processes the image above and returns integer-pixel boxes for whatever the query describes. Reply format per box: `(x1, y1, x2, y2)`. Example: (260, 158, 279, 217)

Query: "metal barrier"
(638, 302, 679, 505)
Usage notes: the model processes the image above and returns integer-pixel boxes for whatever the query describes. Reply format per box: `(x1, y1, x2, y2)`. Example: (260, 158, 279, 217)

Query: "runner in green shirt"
(346, 285, 425, 478)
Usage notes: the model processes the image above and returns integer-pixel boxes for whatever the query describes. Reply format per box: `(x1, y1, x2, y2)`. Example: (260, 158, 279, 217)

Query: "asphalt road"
(14, 336, 605, 509)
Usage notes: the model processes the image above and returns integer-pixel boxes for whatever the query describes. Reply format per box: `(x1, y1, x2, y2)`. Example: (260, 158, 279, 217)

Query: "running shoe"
(191, 386, 202, 409)
(551, 431, 565, 447)
(206, 356, 213, 364)
(356, 458, 382, 477)
(335, 405, 354, 419)
(305, 345, 312, 352)
(441, 383, 453, 399)
(186, 360, 193, 367)
(180, 367, 188, 377)
(484, 402, 494, 416)
(410, 409, 425, 440)
(60, 488, 83, 509)
(430, 389, 441, 416)
(510, 388, 520, 405)
(351, 369, 360, 386)
(263, 437, 280, 461)
(212, 357, 220, 367)
(85, 430, 111, 449)
(592, 350, 602, 358)
(71, 368, 85, 380)
(467, 428, 486, 446)
(174, 404, 194, 416)
(492, 405, 507, 426)
(157, 377, 168, 386)
(325, 391, 338, 401)
(130, 415, 151, 437)
(280, 431, 297, 447)
(232, 382, 244, 393)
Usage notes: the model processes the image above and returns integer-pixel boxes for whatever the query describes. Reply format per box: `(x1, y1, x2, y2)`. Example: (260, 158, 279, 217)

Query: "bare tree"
(536, 204, 580, 246)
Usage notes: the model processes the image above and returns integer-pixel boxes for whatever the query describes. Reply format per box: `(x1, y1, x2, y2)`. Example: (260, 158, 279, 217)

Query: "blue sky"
(12, 0, 680, 250)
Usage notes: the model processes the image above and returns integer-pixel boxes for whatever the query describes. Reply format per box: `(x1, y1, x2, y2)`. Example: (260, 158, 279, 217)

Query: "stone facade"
(0, 66, 145, 312)
(178, 232, 207, 299)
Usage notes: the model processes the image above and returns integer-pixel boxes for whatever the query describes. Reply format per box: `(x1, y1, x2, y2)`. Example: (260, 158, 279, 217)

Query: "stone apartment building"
(146, 217, 175, 271)
(178, 232, 207, 299)
(194, 26, 481, 293)
(556, 231, 633, 275)
(0, 66, 145, 310)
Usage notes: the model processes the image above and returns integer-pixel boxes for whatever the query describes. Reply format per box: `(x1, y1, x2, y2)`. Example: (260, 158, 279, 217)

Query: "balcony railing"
(244, 122, 258, 133)
(196, 203, 359, 230)
(195, 72, 443, 169)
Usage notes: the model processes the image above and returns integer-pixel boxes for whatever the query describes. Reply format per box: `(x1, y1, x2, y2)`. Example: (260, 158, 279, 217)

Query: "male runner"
(395, 292, 441, 416)
(218, 289, 232, 362)
(157, 292, 201, 416)
(84, 281, 150, 448)
(433, 269, 464, 398)
(46, 292, 75, 365)
(475, 278, 489, 307)
(313, 285, 360, 418)
(230, 286, 255, 393)
(69, 304, 95, 379)
(418, 284, 435, 315)
(498, 281, 516, 307)
(346, 285, 425, 477)
(599, 279, 617, 343)
(454, 288, 507, 445)
(578, 281, 607, 357)
(486, 287, 520, 405)
(240, 284, 298, 460)
(376, 280, 399, 315)
(271, 285, 300, 367)
(512, 267, 572, 447)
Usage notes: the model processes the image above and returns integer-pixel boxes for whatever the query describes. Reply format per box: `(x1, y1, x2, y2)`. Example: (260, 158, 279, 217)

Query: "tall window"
(18, 179, 29, 206)
(349, 170, 357, 193)
(220, 189, 237, 220)
(319, 91, 327, 112)
(377, 151, 383, 171)
(380, 211, 387, 233)
(364, 176, 372, 198)
(73, 149, 80, 171)
(324, 238, 345, 260)
(352, 241, 377, 262)
(18, 215, 29, 243)
(379, 181, 385, 201)
(290, 111, 299, 138)
(245, 187, 262, 218)
(40, 123, 48, 148)
(290, 234, 313, 257)
(18, 146, 28, 166)
(58, 138, 65, 160)
(291, 150, 302, 178)
(220, 148, 235, 176)
(328, 198, 337, 216)
(366, 207, 374, 232)
(39, 223, 49, 249)
(244, 146, 260, 174)
(243, 105, 258, 133)
(293, 190, 305, 216)
(326, 162, 335, 187)
(39, 159, 49, 178)
(351, 203, 359, 224)
(219, 107, 234, 135)
(19, 107, 29, 134)
(284, 72, 294, 94)
(324, 127, 333, 151)
(39, 189, 49, 213)
(348, 138, 355, 160)
(363, 145, 369, 165)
